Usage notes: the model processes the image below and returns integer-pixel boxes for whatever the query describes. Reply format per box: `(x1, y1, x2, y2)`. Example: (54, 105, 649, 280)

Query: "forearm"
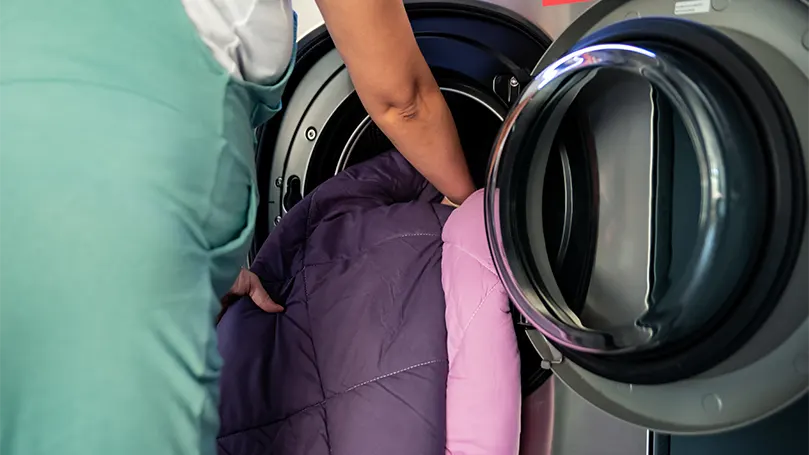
(315, 0, 476, 205)
(371, 80, 475, 205)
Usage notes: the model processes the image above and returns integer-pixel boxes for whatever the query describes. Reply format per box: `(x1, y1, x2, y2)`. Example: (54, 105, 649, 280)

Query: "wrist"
(443, 179, 475, 206)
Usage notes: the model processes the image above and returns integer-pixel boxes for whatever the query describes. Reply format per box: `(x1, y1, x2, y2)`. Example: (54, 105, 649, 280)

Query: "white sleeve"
(180, 0, 296, 85)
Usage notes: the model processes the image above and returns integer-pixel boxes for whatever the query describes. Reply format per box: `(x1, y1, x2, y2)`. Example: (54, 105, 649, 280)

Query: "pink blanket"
(442, 189, 522, 455)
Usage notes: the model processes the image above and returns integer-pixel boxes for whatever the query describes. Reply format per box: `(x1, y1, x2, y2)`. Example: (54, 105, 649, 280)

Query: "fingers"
(441, 196, 460, 208)
(220, 268, 285, 318)
(225, 268, 251, 299)
(247, 272, 285, 313)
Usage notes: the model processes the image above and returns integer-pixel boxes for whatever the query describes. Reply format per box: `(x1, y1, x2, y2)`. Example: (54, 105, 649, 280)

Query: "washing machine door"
(486, 0, 809, 434)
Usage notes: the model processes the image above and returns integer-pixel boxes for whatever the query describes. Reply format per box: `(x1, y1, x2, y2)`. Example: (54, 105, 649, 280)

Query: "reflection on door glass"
(536, 68, 702, 335)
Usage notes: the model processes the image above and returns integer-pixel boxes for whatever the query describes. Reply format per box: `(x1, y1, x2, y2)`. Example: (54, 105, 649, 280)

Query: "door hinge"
(525, 329, 564, 369)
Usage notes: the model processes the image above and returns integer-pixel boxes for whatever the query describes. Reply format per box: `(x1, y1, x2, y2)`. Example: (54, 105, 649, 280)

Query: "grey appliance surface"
(285, 0, 808, 451)
(262, 0, 554, 228)
(549, 377, 647, 455)
(261, 0, 571, 404)
(566, 70, 658, 333)
(664, 395, 809, 455)
(292, 0, 595, 40)
(487, 0, 808, 435)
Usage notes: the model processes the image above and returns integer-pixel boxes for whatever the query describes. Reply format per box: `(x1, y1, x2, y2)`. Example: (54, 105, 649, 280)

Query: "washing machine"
(254, 0, 809, 453)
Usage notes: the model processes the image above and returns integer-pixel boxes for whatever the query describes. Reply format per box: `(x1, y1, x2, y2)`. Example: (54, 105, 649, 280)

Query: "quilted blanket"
(217, 151, 452, 455)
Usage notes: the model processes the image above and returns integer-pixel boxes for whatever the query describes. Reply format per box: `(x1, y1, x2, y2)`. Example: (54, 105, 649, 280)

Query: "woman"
(0, 0, 475, 454)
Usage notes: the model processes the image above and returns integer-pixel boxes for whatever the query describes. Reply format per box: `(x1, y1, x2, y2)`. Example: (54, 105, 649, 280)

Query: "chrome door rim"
(486, 1, 807, 433)
(485, 43, 765, 354)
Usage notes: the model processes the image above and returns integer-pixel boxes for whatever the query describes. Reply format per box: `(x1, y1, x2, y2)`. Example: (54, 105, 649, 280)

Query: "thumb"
(247, 273, 285, 313)
(441, 196, 460, 208)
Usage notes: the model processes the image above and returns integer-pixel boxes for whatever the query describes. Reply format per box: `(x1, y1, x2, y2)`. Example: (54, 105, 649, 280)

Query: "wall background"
(290, 0, 593, 41)
(293, 0, 325, 38)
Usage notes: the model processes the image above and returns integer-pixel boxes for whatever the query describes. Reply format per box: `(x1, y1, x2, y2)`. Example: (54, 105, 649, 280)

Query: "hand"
(441, 196, 460, 208)
(218, 268, 284, 323)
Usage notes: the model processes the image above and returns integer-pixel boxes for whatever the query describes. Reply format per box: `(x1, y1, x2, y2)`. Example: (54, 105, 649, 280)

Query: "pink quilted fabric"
(441, 189, 521, 455)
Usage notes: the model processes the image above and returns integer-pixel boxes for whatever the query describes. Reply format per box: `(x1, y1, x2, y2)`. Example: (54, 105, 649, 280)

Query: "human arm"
(315, 0, 476, 205)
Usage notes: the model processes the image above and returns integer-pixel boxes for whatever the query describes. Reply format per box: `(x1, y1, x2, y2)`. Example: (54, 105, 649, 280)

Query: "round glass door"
(487, 7, 807, 433)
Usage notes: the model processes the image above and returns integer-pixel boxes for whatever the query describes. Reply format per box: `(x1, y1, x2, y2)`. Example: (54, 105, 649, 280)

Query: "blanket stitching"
(217, 359, 447, 440)
(343, 359, 444, 394)
(302, 187, 334, 455)
(445, 243, 498, 276)
(461, 285, 499, 335)
(302, 232, 440, 268)
(217, 440, 234, 455)
(220, 183, 446, 445)
(448, 283, 499, 366)
(429, 203, 444, 228)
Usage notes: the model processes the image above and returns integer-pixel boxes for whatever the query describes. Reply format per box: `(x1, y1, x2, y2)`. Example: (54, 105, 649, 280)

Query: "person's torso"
(0, 0, 297, 149)
(0, 0, 297, 295)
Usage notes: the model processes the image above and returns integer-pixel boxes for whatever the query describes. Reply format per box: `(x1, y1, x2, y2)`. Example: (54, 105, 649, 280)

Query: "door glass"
(530, 68, 702, 341)
(490, 44, 768, 356)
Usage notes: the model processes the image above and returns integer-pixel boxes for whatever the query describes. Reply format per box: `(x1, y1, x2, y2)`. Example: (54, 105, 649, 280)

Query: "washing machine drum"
(254, 0, 550, 239)
(254, 0, 554, 395)
(487, 0, 808, 434)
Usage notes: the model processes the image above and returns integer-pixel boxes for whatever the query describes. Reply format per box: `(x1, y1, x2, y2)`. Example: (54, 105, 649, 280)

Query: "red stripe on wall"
(542, 0, 590, 6)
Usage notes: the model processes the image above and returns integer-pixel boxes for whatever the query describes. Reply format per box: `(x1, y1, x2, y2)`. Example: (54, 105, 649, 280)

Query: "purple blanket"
(217, 151, 452, 455)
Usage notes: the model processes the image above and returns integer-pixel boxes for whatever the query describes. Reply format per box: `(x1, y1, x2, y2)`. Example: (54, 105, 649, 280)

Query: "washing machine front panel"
(293, 0, 595, 41)
(486, 0, 809, 434)
(255, 0, 554, 248)
(262, 0, 598, 255)
(464, 0, 595, 39)
(253, 0, 564, 396)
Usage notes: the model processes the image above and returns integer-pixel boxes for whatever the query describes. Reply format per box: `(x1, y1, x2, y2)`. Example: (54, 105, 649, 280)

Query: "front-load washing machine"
(486, 0, 809, 452)
(253, 0, 570, 417)
(254, 0, 808, 453)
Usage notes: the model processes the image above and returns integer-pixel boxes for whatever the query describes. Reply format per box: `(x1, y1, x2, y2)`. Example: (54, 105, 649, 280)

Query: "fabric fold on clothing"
(217, 151, 453, 455)
(442, 189, 522, 455)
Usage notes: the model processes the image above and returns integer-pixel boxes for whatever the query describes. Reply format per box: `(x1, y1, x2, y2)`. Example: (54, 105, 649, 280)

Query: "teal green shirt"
(0, 1, 295, 454)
